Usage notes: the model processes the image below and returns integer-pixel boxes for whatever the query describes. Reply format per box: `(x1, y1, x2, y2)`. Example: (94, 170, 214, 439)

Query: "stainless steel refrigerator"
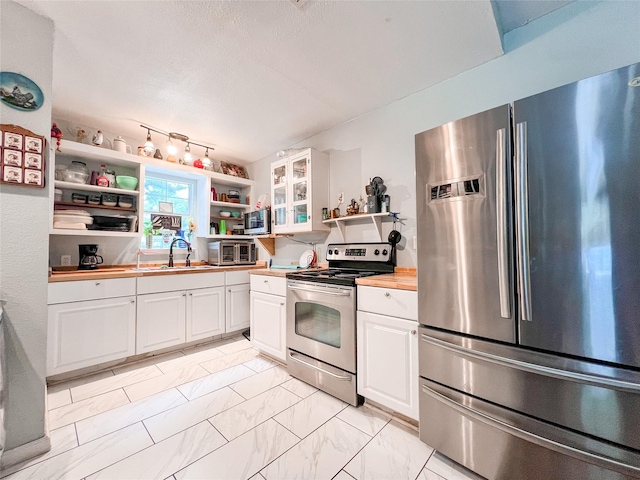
(415, 62, 640, 479)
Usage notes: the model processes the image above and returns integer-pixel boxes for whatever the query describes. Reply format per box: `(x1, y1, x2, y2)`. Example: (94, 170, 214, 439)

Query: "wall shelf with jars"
(196, 177, 255, 239)
(50, 140, 143, 237)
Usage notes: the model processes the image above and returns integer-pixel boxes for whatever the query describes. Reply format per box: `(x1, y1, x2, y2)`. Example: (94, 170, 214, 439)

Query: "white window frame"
(141, 172, 197, 251)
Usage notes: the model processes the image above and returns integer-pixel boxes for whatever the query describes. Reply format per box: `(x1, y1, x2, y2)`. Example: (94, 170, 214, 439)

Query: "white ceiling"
(15, 1, 569, 165)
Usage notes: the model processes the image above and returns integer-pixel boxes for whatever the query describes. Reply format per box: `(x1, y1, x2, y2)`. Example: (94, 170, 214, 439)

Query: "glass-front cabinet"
(271, 159, 288, 230)
(270, 149, 329, 234)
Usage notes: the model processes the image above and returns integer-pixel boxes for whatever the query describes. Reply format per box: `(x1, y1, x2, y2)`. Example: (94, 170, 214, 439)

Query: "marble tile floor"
(1, 335, 483, 480)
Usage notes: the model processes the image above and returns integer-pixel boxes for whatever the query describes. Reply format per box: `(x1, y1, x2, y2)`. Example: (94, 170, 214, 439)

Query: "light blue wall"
(0, 1, 53, 452)
(248, 1, 640, 267)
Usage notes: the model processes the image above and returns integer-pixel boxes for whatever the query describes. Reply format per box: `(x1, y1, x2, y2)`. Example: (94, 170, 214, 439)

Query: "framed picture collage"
(0, 124, 46, 188)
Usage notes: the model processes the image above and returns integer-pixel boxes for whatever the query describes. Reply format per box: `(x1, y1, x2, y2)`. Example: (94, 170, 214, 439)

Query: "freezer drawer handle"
(420, 334, 640, 393)
(495, 127, 511, 319)
(515, 121, 533, 321)
(420, 383, 640, 476)
(288, 352, 352, 380)
(287, 285, 352, 297)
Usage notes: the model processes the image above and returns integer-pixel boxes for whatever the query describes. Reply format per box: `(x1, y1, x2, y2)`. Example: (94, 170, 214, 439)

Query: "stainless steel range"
(286, 242, 394, 406)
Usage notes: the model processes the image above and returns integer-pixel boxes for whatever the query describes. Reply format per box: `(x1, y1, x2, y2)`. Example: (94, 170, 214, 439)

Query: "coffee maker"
(78, 244, 104, 270)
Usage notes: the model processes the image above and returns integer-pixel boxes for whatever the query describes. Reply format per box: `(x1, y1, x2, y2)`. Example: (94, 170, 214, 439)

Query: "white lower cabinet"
(47, 296, 136, 376)
(186, 286, 226, 342)
(357, 310, 419, 420)
(250, 290, 286, 362)
(250, 275, 287, 362)
(136, 290, 187, 354)
(226, 284, 250, 332)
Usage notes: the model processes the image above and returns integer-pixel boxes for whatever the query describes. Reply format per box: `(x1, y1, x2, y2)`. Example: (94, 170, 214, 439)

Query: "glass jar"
(63, 161, 89, 184)
(105, 169, 116, 188)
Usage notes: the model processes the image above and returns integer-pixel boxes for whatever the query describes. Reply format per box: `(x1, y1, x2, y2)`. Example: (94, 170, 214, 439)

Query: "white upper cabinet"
(271, 149, 329, 234)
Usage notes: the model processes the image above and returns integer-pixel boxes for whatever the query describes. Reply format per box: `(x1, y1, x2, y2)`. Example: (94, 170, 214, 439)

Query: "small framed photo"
(3, 148, 22, 167)
(3, 166, 22, 183)
(159, 201, 174, 213)
(25, 136, 43, 153)
(4, 132, 23, 150)
(24, 152, 42, 169)
(24, 169, 42, 186)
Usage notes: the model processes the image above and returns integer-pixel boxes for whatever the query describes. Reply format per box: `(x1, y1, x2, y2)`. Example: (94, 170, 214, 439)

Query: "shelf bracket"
(371, 216, 383, 242)
(336, 220, 346, 242)
(256, 237, 276, 256)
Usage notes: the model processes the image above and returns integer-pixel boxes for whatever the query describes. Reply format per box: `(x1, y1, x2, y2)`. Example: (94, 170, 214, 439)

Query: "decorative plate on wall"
(0, 72, 44, 111)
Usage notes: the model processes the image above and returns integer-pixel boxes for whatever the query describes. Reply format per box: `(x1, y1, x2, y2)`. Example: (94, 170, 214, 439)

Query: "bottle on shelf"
(96, 164, 109, 187)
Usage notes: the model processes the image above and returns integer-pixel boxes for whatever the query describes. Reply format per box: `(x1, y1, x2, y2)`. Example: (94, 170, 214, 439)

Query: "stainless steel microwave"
(244, 208, 270, 235)
(208, 241, 256, 266)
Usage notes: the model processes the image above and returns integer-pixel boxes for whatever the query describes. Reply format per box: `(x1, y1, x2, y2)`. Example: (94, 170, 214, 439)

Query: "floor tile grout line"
(48, 389, 133, 431)
(78, 421, 161, 479)
(207, 418, 229, 442)
(415, 455, 434, 480)
(332, 415, 379, 475)
(121, 386, 133, 404)
(258, 397, 353, 476)
(337, 410, 392, 438)
(334, 469, 357, 480)
(74, 391, 191, 446)
(66, 368, 167, 404)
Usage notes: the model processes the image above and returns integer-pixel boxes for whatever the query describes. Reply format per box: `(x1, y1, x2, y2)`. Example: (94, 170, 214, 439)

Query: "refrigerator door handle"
(420, 333, 640, 393)
(496, 127, 511, 318)
(420, 383, 640, 476)
(515, 121, 533, 321)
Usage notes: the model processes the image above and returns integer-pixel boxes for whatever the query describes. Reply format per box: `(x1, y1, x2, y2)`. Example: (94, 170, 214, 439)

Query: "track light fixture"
(140, 124, 215, 168)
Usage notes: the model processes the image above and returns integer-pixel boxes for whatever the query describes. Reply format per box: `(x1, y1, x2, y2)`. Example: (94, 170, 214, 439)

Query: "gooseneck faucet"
(168, 237, 192, 267)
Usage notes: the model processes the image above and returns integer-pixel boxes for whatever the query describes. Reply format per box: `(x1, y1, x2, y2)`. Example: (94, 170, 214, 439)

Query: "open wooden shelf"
(322, 212, 393, 242)
(54, 201, 136, 213)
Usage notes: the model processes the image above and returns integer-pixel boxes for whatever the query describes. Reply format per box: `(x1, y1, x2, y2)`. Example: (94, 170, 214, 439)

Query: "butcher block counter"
(248, 265, 327, 278)
(49, 262, 266, 282)
(355, 267, 417, 291)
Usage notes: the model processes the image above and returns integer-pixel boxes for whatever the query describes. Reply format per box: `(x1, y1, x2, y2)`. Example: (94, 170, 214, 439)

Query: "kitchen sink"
(135, 265, 217, 272)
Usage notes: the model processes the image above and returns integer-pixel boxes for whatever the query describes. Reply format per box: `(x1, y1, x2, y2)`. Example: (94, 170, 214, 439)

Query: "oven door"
(286, 280, 356, 373)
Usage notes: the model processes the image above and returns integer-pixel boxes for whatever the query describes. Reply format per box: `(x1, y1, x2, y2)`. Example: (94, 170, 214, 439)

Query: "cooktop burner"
(286, 242, 395, 286)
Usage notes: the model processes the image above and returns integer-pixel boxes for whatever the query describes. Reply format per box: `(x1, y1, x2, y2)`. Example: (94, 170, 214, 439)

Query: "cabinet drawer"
(226, 270, 250, 286)
(250, 275, 286, 296)
(137, 272, 225, 295)
(48, 278, 136, 305)
(357, 286, 417, 321)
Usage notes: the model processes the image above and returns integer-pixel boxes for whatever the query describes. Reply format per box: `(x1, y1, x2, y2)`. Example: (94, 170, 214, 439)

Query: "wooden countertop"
(249, 266, 327, 278)
(49, 263, 266, 283)
(356, 270, 417, 291)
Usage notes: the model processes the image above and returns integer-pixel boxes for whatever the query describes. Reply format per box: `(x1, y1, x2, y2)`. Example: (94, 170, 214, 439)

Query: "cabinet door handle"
(189, 293, 192, 296)
(264, 280, 268, 283)
(384, 292, 390, 298)
(411, 330, 417, 335)
(95, 282, 101, 286)
(183, 293, 187, 297)
(280, 302, 285, 306)
(130, 300, 135, 304)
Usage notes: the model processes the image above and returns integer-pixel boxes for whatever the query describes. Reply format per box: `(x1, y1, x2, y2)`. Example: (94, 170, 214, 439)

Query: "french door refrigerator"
(415, 62, 640, 480)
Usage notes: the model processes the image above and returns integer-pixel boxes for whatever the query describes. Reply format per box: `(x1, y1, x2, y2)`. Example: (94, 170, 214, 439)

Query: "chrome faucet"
(168, 237, 191, 267)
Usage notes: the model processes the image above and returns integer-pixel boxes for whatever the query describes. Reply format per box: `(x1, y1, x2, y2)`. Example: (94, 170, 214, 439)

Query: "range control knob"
(328, 249, 333, 255)
(382, 249, 388, 256)
(334, 249, 339, 255)
(374, 249, 380, 255)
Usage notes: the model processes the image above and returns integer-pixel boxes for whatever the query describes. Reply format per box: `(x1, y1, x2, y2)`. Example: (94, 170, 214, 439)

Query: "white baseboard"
(1, 433, 51, 470)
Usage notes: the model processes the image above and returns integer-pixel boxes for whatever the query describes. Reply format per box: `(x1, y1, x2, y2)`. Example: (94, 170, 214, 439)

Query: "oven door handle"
(288, 352, 352, 380)
(287, 285, 352, 296)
